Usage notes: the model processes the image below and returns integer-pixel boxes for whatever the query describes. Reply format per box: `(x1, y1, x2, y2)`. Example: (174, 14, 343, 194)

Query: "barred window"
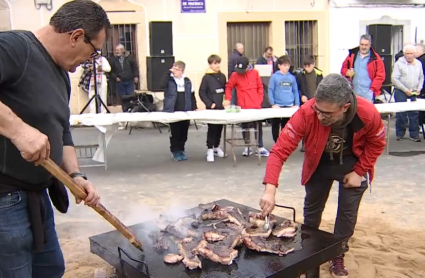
(101, 24, 139, 105)
(285, 21, 318, 70)
(227, 22, 270, 65)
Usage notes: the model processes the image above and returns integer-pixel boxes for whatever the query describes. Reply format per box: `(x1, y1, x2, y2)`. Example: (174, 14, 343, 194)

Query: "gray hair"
(360, 34, 372, 43)
(315, 74, 353, 106)
(403, 43, 416, 53)
(116, 44, 125, 51)
(235, 42, 243, 49)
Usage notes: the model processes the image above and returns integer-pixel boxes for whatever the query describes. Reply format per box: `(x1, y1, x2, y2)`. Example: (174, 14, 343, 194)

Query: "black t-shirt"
(0, 31, 73, 185)
(320, 123, 354, 165)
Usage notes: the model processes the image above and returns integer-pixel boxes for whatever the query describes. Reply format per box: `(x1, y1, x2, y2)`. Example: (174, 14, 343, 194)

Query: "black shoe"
(410, 137, 421, 142)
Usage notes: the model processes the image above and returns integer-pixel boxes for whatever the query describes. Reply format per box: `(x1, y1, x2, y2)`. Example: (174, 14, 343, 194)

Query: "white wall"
(329, 7, 425, 73)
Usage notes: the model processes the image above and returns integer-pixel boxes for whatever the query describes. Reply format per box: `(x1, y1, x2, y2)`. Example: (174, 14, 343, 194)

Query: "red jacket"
(341, 47, 386, 97)
(263, 96, 386, 187)
(225, 69, 263, 109)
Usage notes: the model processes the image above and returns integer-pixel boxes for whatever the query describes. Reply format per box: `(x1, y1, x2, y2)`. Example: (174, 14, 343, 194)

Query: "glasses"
(85, 36, 101, 58)
(311, 104, 345, 119)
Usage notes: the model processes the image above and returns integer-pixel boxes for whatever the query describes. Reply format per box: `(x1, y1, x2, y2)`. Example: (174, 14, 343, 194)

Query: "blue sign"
(181, 0, 206, 13)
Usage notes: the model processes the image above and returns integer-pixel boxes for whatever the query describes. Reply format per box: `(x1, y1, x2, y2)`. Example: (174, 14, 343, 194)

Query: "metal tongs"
(263, 215, 270, 231)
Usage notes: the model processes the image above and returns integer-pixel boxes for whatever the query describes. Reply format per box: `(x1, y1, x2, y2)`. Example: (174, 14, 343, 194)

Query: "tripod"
(80, 58, 111, 114)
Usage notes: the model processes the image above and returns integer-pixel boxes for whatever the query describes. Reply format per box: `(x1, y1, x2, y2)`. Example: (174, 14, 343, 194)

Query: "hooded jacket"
(268, 71, 300, 107)
(263, 95, 386, 187)
(391, 56, 424, 93)
(199, 68, 227, 109)
(225, 69, 264, 109)
(341, 47, 385, 96)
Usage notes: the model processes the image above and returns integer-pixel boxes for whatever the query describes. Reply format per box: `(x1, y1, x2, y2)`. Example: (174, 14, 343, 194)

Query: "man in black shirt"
(0, 1, 110, 277)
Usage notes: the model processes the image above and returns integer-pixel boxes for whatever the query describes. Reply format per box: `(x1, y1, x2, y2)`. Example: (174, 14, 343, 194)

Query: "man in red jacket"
(224, 56, 270, 157)
(341, 34, 386, 102)
(260, 74, 386, 278)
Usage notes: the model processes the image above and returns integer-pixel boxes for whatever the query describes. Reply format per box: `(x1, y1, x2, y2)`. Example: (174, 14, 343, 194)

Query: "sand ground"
(57, 123, 425, 278)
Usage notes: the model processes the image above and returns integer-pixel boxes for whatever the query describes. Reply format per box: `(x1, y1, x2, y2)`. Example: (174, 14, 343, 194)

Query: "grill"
(89, 199, 348, 278)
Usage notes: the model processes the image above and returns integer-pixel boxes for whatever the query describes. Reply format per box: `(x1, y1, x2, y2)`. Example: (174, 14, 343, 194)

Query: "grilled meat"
(272, 220, 297, 238)
(242, 226, 272, 238)
(163, 253, 183, 264)
(178, 237, 202, 270)
(151, 203, 299, 269)
(195, 240, 239, 265)
(203, 231, 226, 242)
(243, 236, 295, 256)
(249, 212, 277, 228)
(148, 231, 175, 251)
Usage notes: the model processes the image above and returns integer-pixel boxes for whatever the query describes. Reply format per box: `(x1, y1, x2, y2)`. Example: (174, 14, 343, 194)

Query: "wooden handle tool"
(41, 158, 143, 251)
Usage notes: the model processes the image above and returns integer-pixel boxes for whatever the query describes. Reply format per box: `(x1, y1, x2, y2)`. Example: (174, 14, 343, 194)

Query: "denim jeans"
(0, 191, 65, 278)
(394, 89, 419, 138)
(117, 80, 135, 112)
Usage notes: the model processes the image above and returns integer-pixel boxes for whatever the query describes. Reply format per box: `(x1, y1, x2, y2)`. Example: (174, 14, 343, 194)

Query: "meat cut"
(149, 203, 298, 270)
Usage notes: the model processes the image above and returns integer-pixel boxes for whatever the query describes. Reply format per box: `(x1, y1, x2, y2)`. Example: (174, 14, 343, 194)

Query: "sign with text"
(181, 0, 206, 13)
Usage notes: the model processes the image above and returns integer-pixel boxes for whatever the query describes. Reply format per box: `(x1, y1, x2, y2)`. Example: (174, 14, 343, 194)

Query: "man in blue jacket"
(268, 55, 300, 142)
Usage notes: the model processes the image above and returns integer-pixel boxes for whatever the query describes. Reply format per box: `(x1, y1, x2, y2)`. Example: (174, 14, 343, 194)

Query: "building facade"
(0, 0, 330, 113)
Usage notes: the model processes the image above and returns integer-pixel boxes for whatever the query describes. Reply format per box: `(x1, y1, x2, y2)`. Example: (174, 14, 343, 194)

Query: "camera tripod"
(80, 59, 110, 114)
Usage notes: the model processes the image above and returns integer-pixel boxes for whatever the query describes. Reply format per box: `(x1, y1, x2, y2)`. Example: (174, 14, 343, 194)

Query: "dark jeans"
(304, 158, 367, 241)
(117, 80, 135, 112)
(207, 124, 224, 148)
(271, 118, 289, 143)
(241, 121, 263, 148)
(0, 191, 65, 278)
(169, 120, 190, 153)
(394, 89, 419, 138)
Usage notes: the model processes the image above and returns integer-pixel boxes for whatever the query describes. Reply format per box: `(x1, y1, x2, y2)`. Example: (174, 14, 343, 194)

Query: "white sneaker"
(242, 147, 253, 156)
(214, 147, 225, 158)
(256, 147, 270, 157)
(206, 149, 214, 162)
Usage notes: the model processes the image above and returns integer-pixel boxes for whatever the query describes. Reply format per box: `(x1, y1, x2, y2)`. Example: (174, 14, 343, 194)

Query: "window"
(102, 24, 139, 105)
(285, 21, 318, 70)
(227, 22, 270, 64)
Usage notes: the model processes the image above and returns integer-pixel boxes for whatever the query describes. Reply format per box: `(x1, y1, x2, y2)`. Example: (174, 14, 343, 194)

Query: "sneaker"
(300, 146, 305, 152)
(171, 152, 182, 161)
(255, 147, 270, 157)
(410, 137, 421, 142)
(330, 255, 348, 278)
(396, 137, 404, 141)
(242, 147, 253, 156)
(214, 147, 225, 158)
(206, 149, 214, 162)
(179, 151, 188, 161)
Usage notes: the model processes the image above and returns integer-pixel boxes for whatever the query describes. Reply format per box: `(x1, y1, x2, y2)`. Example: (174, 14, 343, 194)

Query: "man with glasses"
(0, 0, 110, 277)
(259, 74, 386, 278)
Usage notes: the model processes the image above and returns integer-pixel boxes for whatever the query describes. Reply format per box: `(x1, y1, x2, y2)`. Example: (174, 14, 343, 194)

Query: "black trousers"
(303, 158, 367, 242)
(207, 124, 224, 148)
(169, 120, 190, 153)
(272, 118, 289, 143)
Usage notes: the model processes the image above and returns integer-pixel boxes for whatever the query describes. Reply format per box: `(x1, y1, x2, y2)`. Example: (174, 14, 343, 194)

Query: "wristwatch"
(70, 172, 88, 180)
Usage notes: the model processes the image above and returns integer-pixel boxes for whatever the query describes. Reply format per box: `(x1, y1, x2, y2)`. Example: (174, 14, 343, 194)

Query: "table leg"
(386, 114, 391, 155)
(231, 124, 237, 167)
(223, 125, 227, 157)
(257, 122, 261, 166)
(102, 132, 108, 170)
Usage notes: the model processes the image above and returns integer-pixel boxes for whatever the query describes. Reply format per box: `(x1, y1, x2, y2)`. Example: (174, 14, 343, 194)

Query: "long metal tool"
(41, 158, 143, 251)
